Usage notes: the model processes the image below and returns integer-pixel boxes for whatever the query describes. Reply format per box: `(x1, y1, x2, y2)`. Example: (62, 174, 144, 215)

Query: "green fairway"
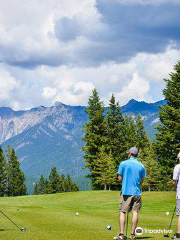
(0, 191, 177, 240)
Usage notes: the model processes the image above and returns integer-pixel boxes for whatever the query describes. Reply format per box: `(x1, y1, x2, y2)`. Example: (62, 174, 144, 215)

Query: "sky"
(0, 0, 180, 110)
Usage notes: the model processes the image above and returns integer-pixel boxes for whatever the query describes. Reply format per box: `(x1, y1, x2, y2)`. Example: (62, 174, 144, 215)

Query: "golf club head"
(21, 228, 26, 232)
(164, 234, 169, 238)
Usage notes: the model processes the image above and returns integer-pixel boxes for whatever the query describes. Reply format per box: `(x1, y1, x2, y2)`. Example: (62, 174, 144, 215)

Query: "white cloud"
(52, 81, 95, 106)
(115, 72, 152, 105)
(138, 45, 180, 83)
(0, 44, 179, 110)
(0, 0, 100, 67)
(0, 68, 19, 101)
(42, 87, 57, 99)
(0, 0, 180, 69)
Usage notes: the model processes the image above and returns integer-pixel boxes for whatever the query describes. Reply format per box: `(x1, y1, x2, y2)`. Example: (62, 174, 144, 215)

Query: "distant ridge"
(0, 99, 165, 192)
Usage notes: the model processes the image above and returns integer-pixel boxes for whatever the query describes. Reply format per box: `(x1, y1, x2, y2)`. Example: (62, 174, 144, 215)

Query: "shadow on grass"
(137, 237, 153, 239)
(0, 229, 14, 231)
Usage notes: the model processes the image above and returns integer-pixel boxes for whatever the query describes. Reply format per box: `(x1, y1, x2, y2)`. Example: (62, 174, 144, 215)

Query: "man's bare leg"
(132, 211, 138, 234)
(119, 212, 126, 235)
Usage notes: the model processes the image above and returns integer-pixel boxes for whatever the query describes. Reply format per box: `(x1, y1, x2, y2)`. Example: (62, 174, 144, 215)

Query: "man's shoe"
(171, 233, 180, 239)
(113, 233, 124, 239)
(130, 233, 136, 239)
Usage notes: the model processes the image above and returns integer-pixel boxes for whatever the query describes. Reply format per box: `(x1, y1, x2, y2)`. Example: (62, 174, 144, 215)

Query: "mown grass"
(0, 191, 177, 240)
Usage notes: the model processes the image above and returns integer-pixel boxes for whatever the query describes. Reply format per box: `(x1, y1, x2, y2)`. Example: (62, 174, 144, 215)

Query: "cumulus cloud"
(42, 87, 57, 99)
(0, 0, 180, 68)
(0, 68, 19, 102)
(0, 45, 179, 110)
(115, 72, 152, 105)
(0, 0, 180, 110)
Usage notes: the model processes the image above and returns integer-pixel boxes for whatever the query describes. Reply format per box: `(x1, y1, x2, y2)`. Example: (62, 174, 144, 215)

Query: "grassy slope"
(0, 191, 177, 240)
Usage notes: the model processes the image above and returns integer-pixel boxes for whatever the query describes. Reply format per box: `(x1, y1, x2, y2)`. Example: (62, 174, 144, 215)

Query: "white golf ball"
(76, 212, 79, 216)
(166, 212, 170, 216)
(107, 225, 111, 230)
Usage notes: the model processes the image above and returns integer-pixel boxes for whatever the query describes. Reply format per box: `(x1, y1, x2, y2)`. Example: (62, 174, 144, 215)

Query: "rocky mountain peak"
(54, 101, 64, 107)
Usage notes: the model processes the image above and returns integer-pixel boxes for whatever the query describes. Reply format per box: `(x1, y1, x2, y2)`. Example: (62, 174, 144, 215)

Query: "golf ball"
(107, 225, 111, 230)
(76, 212, 79, 216)
(166, 212, 170, 216)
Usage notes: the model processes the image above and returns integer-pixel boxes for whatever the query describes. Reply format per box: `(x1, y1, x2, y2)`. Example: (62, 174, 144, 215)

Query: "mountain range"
(0, 99, 166, 192)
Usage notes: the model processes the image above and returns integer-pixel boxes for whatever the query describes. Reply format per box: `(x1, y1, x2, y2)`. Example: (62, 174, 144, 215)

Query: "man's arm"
(141, 167, 146, 184)
(117, 162, 124, 181)
(173, 166, 179, 189)
(118, 174, 122, 181)
(173, 180, 178, 189)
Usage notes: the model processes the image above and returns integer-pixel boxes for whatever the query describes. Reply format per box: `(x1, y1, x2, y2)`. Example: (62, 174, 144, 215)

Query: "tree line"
(83, 61, 180, 191)
(0, 145, 27, 196)
(33, 166, 79, 195)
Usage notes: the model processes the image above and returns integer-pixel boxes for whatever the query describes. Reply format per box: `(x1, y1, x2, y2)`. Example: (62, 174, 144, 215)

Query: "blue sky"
(0, 0, 180, 110)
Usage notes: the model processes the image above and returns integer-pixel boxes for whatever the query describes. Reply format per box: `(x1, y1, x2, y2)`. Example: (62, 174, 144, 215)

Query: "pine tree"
(7, 149, 27, 196)
(122, 115, 149, 158)
(72, 182, 79, 191)
(38, 175, 45, 194)
(122, 115, 138, 157)
(155, 61, 180, 183)
(64, 174, 73, 192)
(33, 183, 39, 195)
(94, 146, 117, 190)
(0, 145, 6, 197)
(49, 167, 60, 193)
(82, 89, 106, 189)
(135, 114, 149, 150)
(139, 146, 160, 191)
(59, 174, 65, 192)
(43, 178, 52, 194)
(105, 94, 125, 165)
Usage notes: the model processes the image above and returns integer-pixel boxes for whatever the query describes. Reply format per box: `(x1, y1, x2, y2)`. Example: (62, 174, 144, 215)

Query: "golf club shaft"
(0, 210, 22, 231)
(168, 206, 176, 231)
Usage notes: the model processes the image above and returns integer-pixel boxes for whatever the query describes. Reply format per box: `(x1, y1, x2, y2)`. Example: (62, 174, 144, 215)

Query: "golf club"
(0, 209, 26, 232)
(124, 212, 129, 239)
(164, 206, 176, 238)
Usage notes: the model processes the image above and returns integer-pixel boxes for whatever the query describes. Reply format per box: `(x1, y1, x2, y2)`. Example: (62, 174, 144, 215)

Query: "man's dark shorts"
(119, 194, 142, 213)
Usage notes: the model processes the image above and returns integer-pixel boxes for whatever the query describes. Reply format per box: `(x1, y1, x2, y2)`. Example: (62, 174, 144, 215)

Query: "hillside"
(0, 99, 166, 191)
(0, 191, 176, 240)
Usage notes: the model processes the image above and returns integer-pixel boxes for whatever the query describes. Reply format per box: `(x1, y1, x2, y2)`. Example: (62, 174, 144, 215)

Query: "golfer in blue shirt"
(114, 147, 146, 240)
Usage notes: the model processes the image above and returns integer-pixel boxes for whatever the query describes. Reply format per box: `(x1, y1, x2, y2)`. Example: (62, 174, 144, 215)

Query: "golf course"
(0, 191, 177, 240)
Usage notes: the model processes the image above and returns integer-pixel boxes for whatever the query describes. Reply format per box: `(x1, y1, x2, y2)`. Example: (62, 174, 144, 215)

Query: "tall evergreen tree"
(155, 61, 180, 182)
(38, 175, 45, 194)
(33, 183, 39, 195)
(82, 89, 106, 189)
(72, 182, 79, 191)
(49, 167, 60, 193)
(7, 149, 27, 196)
(122, 115, 149, 158)
(122, 115, 138, 157)
(64, 174, 74, 192)
(94, 146, 117, 190)
(105, 94, 125, 165)
(139, 146, 160, 191)
(43, 178, 52, 194)
(59, 174, 66, 192)
(0, 145, 6, 197)
(135, 114, 149, 150)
